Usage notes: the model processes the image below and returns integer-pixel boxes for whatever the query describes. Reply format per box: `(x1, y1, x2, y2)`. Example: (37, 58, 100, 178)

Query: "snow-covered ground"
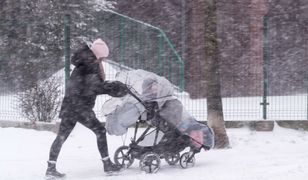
(1, 123, 308, 180)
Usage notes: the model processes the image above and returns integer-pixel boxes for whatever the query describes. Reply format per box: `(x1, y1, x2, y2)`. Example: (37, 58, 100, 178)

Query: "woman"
(46, 39, 127, 178)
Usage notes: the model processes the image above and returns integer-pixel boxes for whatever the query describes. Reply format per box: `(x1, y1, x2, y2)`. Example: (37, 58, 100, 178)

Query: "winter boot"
(102, 157, 124, 175)
(45, 161, 66, 179)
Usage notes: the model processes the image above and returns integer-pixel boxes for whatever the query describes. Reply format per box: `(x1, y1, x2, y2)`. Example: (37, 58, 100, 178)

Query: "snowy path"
(1, 124, 308, 180)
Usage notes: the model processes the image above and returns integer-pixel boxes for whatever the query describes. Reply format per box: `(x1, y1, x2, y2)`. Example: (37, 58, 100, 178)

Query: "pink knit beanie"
(90, 38, 109, 59)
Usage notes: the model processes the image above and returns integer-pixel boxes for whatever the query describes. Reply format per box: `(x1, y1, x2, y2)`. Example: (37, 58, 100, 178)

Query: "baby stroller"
(102, 69, 214, 173)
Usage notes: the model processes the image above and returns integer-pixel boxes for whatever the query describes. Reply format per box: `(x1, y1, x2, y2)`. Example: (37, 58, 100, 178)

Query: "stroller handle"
(126, 88, 146, 107)
(126, 87, 157, 114)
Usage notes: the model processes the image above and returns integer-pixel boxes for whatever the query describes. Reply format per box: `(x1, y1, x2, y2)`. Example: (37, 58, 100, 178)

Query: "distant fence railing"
(219, 11, 308, 121)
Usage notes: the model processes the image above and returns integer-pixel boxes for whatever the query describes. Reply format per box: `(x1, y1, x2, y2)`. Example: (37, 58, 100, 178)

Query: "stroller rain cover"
(102, 69, 214, 149)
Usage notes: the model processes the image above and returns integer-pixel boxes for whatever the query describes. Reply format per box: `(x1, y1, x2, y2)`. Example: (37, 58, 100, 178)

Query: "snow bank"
(0, 124, 307, 180)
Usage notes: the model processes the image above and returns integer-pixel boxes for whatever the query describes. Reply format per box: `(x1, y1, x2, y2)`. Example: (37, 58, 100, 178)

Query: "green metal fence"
(264, 13, 308, 120)
(68, 10, 185, 90)
(0, 9, 307, 122)
(219, 10, 308, 121)
(64, 10, 186, 120)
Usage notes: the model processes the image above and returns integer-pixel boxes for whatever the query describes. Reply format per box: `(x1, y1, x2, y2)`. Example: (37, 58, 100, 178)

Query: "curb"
(0, 120, 60, 133)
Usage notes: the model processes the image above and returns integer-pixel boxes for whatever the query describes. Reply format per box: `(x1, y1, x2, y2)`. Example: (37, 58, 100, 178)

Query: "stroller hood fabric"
(102, 69, 214, 149)
(159, 99, 214, 149)
(103, 95, 145, 135)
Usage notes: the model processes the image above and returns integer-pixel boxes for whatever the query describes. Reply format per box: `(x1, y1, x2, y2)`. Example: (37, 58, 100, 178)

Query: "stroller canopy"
(116, 69, 176, 107)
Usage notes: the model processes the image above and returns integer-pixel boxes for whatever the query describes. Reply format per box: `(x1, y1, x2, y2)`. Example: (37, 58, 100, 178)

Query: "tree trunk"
(204, 0, 230, 148)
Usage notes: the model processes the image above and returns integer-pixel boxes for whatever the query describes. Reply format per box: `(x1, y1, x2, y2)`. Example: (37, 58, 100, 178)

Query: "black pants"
(48, 110, 108, 162)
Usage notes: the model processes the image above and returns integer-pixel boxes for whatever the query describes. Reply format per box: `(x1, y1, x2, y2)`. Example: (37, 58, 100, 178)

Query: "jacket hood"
(71, 44, 97, 66)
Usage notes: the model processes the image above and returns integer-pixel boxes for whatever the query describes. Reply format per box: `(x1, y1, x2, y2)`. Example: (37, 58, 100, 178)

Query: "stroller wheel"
(114, 146, 134, 168)
(164, 152, 180, 165)
(180, 152, 195, 169)
(139, 152, 161, 173)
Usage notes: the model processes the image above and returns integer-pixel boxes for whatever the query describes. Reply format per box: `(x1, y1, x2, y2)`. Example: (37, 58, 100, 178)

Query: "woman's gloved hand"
(103, 81, 128, 97)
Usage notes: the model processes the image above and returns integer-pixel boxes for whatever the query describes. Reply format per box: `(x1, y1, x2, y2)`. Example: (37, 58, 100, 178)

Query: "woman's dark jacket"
(59, 45, 127, 118)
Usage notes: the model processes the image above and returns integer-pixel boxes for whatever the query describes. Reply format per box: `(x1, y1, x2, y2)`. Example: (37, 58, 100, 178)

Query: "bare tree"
(204, 0, 230, 148)
(17, 76, 62, 123)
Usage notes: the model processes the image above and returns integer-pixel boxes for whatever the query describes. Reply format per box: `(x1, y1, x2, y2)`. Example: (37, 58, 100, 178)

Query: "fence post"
(158, 34, 163, 75)
(306, 75, 308, 120)
(119, 17, 125, 69)
(261, 14, 269, 120)
(181, 0, 186, 59)
(64, 14, 71, 88)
